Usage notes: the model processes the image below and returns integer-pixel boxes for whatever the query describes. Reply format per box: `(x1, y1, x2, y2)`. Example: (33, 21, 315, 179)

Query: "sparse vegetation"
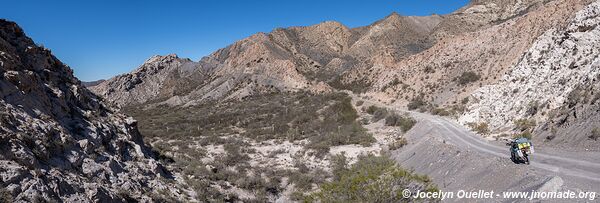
(468, 122, 489, 135)
(566, 87, 583, 108)
(0, 187, 12, 203)
(355, 100, 364, 106)
(125, 92, 376, 200)
(590, 128, 600, 141)
(407, 96, 427, 111)
(382, 78, 401, 91)
(431, 107, 451, 116)
(526, 100, 540, 116)
(388, 137, 408, 150)
(365, 105, 389, 122)
(385, 113, 417, 132)
(306, 154, 438, 202)
(456, 71, 481, 85)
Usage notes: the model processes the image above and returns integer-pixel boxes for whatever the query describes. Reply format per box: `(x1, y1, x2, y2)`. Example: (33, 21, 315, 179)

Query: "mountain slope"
(90, 13, 452, 107)
(459, 0, 600, 149)
(0, 20, 177, 202)
(360, 0, 591, 107)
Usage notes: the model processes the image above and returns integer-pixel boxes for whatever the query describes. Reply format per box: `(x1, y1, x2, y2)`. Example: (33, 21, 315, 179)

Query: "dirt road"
(354, 95, 600, 202)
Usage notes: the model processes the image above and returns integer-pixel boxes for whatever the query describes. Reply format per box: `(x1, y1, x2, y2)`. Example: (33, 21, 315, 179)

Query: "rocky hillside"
(91, 13, 448, 106)
(362, 0, 591, 106)
(0, 20, 178, 202)
(459, 0, 600, 149)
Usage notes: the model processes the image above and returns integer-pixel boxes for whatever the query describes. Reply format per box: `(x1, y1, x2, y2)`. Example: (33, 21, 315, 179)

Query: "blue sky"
(2, 0, 468, 81)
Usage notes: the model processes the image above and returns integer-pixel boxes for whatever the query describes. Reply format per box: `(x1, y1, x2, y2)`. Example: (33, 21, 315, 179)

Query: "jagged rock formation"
(459, 0, 600, 147)
(0, 20, 176, 202)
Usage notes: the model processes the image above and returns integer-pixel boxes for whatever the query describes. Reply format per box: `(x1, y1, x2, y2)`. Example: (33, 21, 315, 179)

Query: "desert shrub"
(590, 128, 600, 141)
(456, 71, 480, 85)
(431, 108, 450, 116)
(385, 114, 401, 126)
(545, 127, 557, 141)
(365, 105, 379, 114)
(356, 100, 364, 106)
(328, 77, 372, 93)
(424, 66, 435, 73)
(382, 78, 401, 91)
(366, 105, 389, 122)
(288, 168, 327, 191)
(307, 154, 438, 202)
(526, 100, 540, 116)
(0, 187, 11, 203)
(566, 87, 584, 108)
(514, 119, 536, 132)
(461, 97, 469, 104)
(470, 122, 490, 135)
(388, 137, 408, 151)
(385, 113, 417, 132)
(407, 97, 427, 110)
(372, 107, 389, 122)
(306, 123, 375, 158)
(330, 153, 349, 181)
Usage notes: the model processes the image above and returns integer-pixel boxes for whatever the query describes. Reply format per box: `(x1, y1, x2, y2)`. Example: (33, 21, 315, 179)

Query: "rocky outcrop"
(0, 20, 176, 202)
(460, 0, 600, 137)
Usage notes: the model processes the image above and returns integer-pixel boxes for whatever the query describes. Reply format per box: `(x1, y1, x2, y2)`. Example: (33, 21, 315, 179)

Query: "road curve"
(352, 94, 600, 183)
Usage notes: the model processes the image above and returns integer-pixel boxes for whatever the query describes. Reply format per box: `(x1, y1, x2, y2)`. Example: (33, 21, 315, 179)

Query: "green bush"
(307, 154, 438, 202)
(385, 113, 417, 132)
(456, 71, 480, 85)
(330, 153, 349, 181)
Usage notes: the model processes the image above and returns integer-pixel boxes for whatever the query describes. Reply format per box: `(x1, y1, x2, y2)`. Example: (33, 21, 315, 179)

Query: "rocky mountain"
(92, 13, 446, 106)
(0, 20, 178, 202)
(459, 0, 600, 149)
(361, 0, 591, 105)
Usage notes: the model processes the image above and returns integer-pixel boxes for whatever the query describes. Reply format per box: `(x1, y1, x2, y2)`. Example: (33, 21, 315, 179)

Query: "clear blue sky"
(2, 0, 469, 81)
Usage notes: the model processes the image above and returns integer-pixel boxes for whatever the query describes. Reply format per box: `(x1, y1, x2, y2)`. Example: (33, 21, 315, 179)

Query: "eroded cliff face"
(460, 1, 600, 138)
(0, 20, 178, 202)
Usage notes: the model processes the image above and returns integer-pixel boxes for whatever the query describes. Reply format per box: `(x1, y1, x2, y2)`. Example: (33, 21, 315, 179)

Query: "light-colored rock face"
(0, 20, 177, 202)
(358, 0, 590, 107)
(460, 0, 600, 133)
